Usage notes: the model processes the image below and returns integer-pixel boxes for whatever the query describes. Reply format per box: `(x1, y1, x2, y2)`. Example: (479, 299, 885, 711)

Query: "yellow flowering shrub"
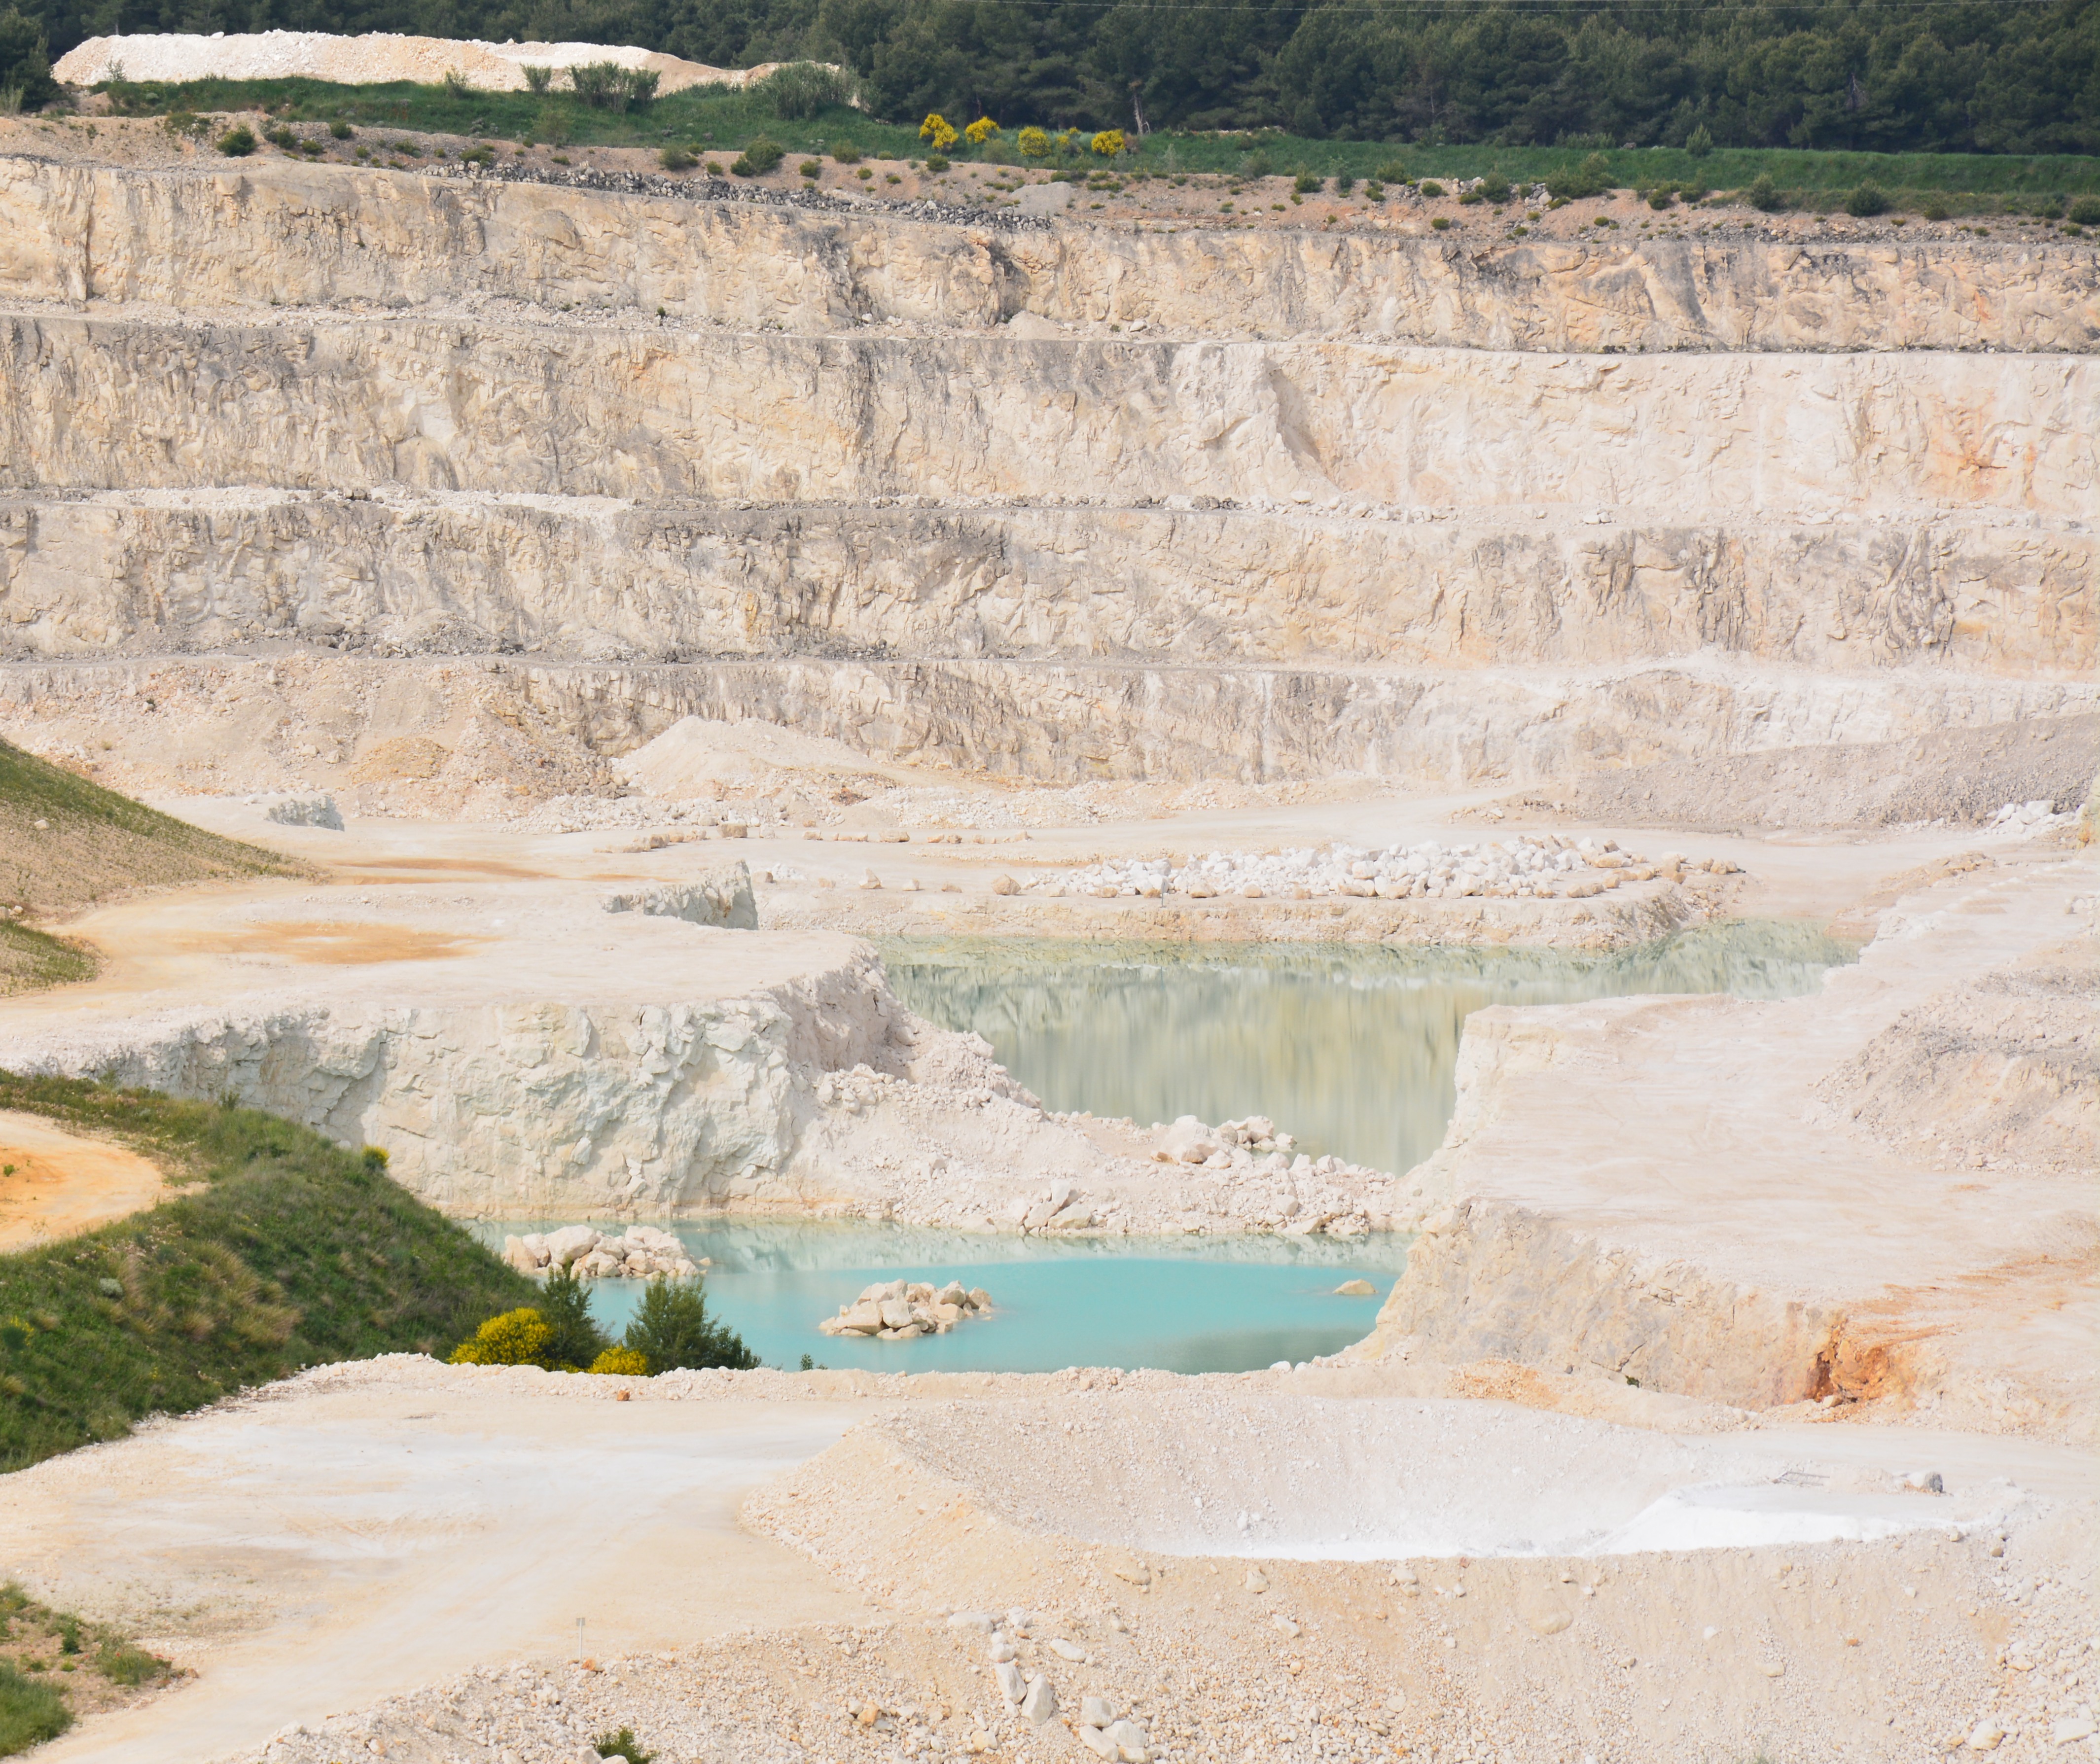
(964, 116, 999, 145)
(448, 1307, 552, 1366)
(1017, 126, 1050, 158)
(919, 113, 959, 151)
(1090, 129, 1126, 157)
(589, 1345, 650, 1376)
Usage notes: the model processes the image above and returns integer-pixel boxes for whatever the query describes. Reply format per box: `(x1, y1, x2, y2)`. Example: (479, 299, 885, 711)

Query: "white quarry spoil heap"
(819, 1278, 993, 1339)
(1056, 835, 1743, 901)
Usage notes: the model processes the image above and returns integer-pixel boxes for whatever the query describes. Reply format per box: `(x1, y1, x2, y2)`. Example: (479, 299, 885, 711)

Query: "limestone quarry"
(0, 86, 2093, 1764)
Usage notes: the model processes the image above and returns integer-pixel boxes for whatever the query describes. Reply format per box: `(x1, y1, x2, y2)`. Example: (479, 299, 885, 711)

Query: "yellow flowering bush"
(448, 1307, 552, 1366)
(919, 113, 959, 151)
(1090, 129, 1126, 157)
(964, 115, 999, 145)
(1017, 126, 1050, 158)
(589, 1345, 650, 1376)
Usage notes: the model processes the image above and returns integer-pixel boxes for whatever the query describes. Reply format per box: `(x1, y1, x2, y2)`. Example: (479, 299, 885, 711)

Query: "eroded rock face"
(2, 491, 2089, 679)
(5, 158, 2096, 352)
(5, 317, 2091, 514)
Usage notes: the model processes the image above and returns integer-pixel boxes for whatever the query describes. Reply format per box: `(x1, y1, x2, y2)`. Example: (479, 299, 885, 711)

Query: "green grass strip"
(92, 77, 2100, 209)
(0, 1075, 537, 1473)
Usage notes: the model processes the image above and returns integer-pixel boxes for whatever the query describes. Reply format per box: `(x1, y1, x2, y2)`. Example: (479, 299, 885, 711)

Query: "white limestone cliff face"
(4, 157, 2096, 352)
(2, 490, 2090, 680)
(4, 315, 2092, 517)
(5, 650, 2095, 794)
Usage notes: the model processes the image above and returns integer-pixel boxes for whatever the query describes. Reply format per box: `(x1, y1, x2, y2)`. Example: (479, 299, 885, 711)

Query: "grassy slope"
(98, 77, 2100, 212)
(0, 1074, 538, 1472)
(0, 737, 301, 933)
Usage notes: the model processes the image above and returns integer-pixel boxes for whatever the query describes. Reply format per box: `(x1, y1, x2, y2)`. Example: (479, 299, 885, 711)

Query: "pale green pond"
(879, 920, 1859, 1173)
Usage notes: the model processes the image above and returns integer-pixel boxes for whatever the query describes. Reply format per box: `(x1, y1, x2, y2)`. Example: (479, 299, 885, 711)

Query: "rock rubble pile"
(819, 1278, 993, 1339)
(1055, 836, 1740, 902)
(502, 1224, 703, 1281)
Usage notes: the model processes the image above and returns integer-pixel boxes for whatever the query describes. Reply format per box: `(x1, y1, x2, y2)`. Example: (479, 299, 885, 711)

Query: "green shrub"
(1685, 124, 1713, 158)
(522, 65, 553, 96)
(537, 1270, 610, 1369)
(1746, 173, 1784, 211)
(1457, 188, 1482, 205)
(1418, 180, 1445, 198)
(1548, 152, 1611, 201)
(1429, 215, 1451, 230)
(215, 125, 255, 157)
(1477, 171, 1511, 204)
(2067, 195, 2100, 226)
(799, 159, 820, 177)
(731, 135, 784, 176)
(757, 61, 855, 120)
(1646, 186, 1673, 210)
(1240, 152, 1272, 178)
(328, 118, 353, 140)
(1374, 159, 1407, 183)
(923, 154, 949, 173)
(1845, 180, 1889, 217)
(596, 1728, 656, 1764)
(1332, 172, 1354, 195)
(95, 1641, 169, 1687)
(829, 140, 861, 163)
(1362, 180, 1384, 202)
(1922, 196, 1951, 221)
(622, 1277, 757, 1373)
(568, 62, 657, 112)
(0, 1659, 70, 1751)
(1292, 171, 1319, 194)
(659, 144, 694, 171)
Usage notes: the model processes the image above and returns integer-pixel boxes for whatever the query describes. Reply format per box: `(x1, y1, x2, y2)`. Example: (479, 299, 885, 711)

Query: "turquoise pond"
(478, 923, 1857, 1373)
(467, 1222, 1412, 1375)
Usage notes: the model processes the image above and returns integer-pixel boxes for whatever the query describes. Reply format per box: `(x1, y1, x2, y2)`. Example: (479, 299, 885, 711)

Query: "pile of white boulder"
(947, 1611, 1151, 1756)
(501, 1224, 704, 1281)
(818, 1278, 993, 1339)
(1053, 836, 1740, 902)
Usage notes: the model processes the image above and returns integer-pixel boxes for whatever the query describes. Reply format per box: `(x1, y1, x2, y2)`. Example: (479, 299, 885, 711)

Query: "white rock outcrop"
(502, 1224, 703, 1281)
(817, 1278, 992, 1339)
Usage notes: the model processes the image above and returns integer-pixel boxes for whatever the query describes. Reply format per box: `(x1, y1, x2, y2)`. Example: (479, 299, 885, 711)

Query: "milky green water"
(879, 920, 1859, 1173)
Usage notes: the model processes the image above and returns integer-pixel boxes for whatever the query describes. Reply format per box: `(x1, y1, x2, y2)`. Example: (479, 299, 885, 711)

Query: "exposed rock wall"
(6, 946, 902, 1215)
(5, 315, 2093, 516)
(5, 158, 2097, 352)
(2, 490, 2090, 678)
(2, 151, 2092, 801)
(6, 651, 2096, 788)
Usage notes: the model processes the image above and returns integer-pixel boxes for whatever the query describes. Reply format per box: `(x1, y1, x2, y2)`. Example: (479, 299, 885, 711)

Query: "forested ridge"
(5, 0, 2097, 154)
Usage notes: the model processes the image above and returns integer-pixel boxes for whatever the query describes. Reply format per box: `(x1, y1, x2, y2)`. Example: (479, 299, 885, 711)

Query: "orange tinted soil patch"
(176, 920, 493, 965)
(0, 1110, 170, 1249)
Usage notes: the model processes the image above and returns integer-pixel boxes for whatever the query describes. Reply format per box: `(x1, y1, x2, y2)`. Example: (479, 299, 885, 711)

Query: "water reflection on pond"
(880, 921, 1859, 1174)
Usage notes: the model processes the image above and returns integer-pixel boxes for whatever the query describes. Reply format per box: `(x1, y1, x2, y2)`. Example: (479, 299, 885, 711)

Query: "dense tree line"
(7, 0, 2097, 155)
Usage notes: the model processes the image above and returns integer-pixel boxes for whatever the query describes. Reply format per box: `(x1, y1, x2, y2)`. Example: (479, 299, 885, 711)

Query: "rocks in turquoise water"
(819, 1277, 993, 1339)
(503, 1224, 703, 1281)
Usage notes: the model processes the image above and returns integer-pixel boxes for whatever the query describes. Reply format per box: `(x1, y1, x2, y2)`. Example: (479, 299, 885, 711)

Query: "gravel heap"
(1054, 836, 1742, 903)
